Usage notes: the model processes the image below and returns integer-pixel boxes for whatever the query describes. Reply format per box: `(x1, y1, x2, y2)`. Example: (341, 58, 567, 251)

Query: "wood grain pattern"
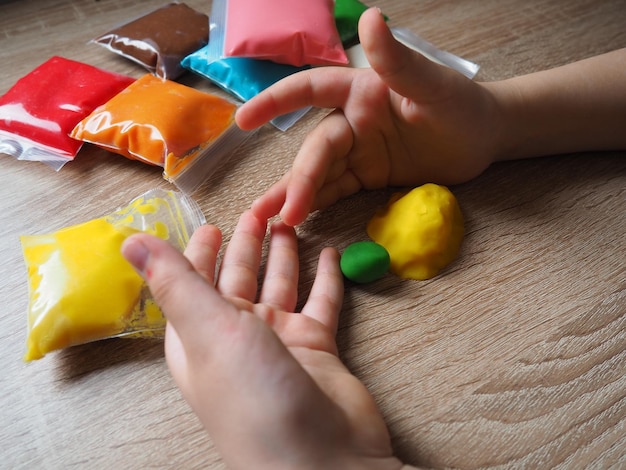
(1, 0, 624, 468)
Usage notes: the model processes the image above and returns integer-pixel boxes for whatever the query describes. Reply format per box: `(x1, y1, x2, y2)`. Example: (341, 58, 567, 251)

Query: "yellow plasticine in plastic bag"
(21, 189, 205, 361)
(367, 183, 464, 280)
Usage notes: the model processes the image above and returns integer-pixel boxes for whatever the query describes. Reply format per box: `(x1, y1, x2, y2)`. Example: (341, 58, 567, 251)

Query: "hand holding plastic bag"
(21, 189, 205, 361)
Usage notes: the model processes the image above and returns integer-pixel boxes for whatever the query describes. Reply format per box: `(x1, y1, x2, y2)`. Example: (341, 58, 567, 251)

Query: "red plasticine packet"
(210, 0, 348, 67)
(0, 56, 135, 170)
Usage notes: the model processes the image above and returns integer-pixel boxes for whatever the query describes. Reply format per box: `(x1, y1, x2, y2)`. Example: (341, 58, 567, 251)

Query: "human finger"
(163, 321, 189, 390)
(359, 7, 456, 104)
(258, 221, 299, 312)
(121, 233, 237, 359)
(279, 110, 355, 226)
(311, 170, 363, 213)
(301, 247, 343, 336)
(250, 172, 290, 221)
(216, 210, 267, 301)
(183, 225, 222, 284)
(235, 66, 359, 130)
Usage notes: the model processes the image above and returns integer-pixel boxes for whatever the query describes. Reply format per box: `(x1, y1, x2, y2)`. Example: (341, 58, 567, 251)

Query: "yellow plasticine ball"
(366, 183, 464, 280)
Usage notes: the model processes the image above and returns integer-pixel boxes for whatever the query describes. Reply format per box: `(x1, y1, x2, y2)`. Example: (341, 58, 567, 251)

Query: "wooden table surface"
(1, 0, 625, 468)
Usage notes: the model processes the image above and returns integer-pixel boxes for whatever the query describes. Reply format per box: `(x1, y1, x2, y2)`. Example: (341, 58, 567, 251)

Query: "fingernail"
(122, 237, 150, 277)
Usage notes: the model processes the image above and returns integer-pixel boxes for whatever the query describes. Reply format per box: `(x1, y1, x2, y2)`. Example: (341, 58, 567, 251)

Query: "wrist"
(484, 49, 626, 161)
(482, 78, 534, 162)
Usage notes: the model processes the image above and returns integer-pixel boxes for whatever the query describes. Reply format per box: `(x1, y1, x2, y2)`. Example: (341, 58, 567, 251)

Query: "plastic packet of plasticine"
(71, 74, 254, 193)
(0, 56, 135, 170)
(334, 0, 388, 48)
(163, 117, 255, 194)
(91, 2, 209, 80)
(21, 188, 206, 361)
(346, 27, 479, 79)
(208, 0, 348, 67)
(182, 47, 311, 131)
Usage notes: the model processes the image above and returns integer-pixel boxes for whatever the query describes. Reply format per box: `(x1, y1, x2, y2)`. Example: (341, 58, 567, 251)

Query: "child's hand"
(236, 8, 499, 226)
(122, 211, 404, 470)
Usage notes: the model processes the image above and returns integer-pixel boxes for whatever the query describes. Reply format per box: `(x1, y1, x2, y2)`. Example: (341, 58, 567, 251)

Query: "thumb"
(359, 7, 456, 103)
(121, 233, 237, 359)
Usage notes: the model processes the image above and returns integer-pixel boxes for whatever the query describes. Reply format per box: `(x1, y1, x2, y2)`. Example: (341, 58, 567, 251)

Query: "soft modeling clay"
(71, 74, 251, 193)
(92, 3, 209, 79)
(0, 56, 134, 169)
(210, 0, 348, 66)
(21, 189, 205, 361)
(340, 241, 390, 283)
(367, 184, 464, 280)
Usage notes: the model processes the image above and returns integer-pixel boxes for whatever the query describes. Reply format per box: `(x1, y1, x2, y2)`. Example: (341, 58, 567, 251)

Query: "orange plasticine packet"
(71, 74, 253, 193)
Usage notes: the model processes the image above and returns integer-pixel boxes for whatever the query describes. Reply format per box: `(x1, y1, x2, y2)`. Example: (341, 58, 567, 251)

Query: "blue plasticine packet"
(182, 46, 311, 131)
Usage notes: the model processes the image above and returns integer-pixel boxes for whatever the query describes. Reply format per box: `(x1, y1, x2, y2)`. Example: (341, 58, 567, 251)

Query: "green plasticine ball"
(340, 241, 391, 283)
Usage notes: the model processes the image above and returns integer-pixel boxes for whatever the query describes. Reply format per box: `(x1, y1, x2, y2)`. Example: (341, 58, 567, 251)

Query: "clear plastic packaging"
(346, 27, 479, 79)
(390, 28, 480, 79)
(21, 188, 206, 361)
(71, 74, 254, 193)
(0, 56, 134, 170)
(91, 2, 209, 80)
(163, 121, 255, 194)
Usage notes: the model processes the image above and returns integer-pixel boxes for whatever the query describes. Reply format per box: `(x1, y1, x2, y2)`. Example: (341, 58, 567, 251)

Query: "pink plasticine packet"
(221, 0, 348, 66)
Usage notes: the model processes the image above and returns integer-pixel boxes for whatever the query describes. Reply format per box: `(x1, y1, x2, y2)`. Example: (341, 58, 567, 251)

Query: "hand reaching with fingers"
(236, 8, 626, 227)
(122, 211, 409, 470)
(236, 7, 498, 226)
